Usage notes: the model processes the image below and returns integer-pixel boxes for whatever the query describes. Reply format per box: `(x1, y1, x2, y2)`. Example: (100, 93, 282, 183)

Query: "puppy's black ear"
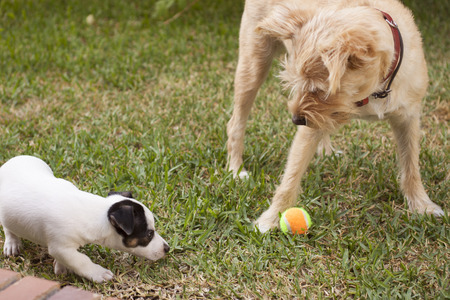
(108, 203, 135, 236)
(108, 191, 134, 198)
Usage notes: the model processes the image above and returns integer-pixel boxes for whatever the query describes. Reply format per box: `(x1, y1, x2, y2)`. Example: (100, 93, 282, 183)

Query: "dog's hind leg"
(255, 127, 323, 232)
(3, 229, 22, 256)
(49, 245, 113, 282)
(389, 114, 444, 216)
(227, 18, 280, 179)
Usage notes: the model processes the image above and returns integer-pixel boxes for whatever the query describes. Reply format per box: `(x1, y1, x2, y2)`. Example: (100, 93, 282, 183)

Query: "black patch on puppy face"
(107, 200, 154, 248)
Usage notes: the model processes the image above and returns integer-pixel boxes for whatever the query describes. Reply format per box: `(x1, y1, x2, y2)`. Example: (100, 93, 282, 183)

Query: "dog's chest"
(357, 96, 397, 121)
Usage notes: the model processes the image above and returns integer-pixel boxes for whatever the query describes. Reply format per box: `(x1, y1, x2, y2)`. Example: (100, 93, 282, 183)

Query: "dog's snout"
(163, 243, 170, 254)
(292, 115, 307, 126)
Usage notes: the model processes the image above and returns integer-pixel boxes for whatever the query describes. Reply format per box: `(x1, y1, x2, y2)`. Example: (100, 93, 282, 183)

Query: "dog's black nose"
(292, 115, 307, 126)
(164, 243, 170, 253)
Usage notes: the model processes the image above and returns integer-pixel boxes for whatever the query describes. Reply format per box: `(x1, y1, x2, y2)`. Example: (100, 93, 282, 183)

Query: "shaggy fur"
(226, 0, 444, 232)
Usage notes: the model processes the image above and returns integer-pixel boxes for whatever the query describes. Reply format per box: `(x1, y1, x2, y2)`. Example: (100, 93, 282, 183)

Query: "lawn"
(0, 0, 448, 298)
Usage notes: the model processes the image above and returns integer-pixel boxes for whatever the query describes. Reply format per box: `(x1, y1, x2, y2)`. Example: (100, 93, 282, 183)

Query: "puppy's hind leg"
(227, 21, 280, 179)
(49, 245, 113, 282)
(256, 127, 323, 232)
(3, 229, 22, 256)
(389, 114, 444, 216)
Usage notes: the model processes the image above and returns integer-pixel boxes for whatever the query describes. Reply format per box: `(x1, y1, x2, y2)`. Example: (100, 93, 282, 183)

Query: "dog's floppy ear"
(319, 27, 378, 95)
(108, 203, 135, 236)
(108, 191, 134, 199)
(256, 4, 310, 39)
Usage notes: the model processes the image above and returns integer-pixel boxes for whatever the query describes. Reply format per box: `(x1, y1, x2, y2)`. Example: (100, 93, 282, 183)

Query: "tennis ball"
(280, 207, 312, 235)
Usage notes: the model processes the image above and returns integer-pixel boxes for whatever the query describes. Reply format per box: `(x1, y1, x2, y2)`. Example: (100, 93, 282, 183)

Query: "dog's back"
(0, 155, 93, 246)
(0, 155, 78, 210)
(0, 155, 54, 181)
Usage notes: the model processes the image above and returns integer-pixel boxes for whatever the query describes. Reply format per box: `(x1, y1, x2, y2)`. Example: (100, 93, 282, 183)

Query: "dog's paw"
(229, 165, 249, 180)
(54, 261, 70, 275)
(255, 211, 280, 233)
(3, 240, 21, 256)
(255, 222, 275, 234)
(433, 207, 445, 217)
(409, 196, 445, 217)
(87, 265, 114, 283)
(317, 144, 343, 157)
(237, 170, 250, 179)
(417, 203, 445, 217)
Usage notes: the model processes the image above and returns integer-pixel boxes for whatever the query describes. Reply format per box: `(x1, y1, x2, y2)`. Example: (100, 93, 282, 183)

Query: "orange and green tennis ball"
(280, 207, 312, 235)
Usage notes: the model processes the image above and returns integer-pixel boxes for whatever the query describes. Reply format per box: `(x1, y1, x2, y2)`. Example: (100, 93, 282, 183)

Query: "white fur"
(0, 155, 169, 282)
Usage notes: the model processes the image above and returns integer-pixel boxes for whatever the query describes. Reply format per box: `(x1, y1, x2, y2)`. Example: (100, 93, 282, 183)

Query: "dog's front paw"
(237, 170, 250, 179)
(255, 210, 280, 233)
(87, 265, 114, 283)
(408, 195, 445, 217)
(54, 261, 70, 275)
(415, 202, 445, 217)
(3, 239, 21, 256)
(433, 207, 445, 217)
(230, 168, 250, 180)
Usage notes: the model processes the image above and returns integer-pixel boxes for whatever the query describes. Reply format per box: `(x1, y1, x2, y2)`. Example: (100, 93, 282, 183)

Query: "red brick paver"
(0, 276, 59, 300)
(0, 269, 119, 300)
(0, 269, 20, 290)
(47, 286, 101, 300)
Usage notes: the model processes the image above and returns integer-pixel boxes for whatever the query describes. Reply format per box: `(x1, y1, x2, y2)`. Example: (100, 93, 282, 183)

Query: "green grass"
(0, 0, 448, 298)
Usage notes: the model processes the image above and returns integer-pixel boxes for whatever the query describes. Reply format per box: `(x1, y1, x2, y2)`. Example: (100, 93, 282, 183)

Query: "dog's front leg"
(255, 127, 323, 232)
(227, 21, 280, 179)
(49, 245, 113, 282)
(389, 114, 444, 216)
(53, 260, 70, 275)
(3, 229, 22, 256)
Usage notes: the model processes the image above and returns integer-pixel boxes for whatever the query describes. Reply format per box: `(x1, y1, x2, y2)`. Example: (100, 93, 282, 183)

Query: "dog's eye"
(312, 89, 326, 101)
(147, 230, 154, 240)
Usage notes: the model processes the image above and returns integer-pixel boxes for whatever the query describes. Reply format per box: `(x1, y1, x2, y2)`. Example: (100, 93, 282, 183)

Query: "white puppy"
(0, 155, 170, 282)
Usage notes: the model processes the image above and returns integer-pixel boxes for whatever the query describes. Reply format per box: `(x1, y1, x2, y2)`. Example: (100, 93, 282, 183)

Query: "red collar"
(355, 10, 404, 107)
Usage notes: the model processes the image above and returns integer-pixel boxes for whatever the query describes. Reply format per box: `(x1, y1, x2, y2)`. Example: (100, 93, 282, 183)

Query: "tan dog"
(226, 0, 444, 232)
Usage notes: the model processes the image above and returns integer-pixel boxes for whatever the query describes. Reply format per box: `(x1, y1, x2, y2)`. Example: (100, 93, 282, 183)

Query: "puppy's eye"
(147, 230, 154, 240)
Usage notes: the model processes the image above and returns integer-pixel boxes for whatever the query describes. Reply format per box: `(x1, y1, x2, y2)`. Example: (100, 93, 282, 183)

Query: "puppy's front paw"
(54, 261, 70, 275)
(88, 265, 114, 283)
(3, 240, 21, 256)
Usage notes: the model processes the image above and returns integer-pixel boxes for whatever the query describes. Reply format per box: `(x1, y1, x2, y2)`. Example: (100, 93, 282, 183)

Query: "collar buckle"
(372, 89, 391, 99)
(384, 18, 398, 28)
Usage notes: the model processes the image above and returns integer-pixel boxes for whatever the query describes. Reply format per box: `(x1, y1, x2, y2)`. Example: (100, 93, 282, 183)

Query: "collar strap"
(355, 10, 404, 107)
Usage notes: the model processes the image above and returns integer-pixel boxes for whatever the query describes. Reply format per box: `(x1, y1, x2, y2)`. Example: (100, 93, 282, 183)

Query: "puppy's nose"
(163, 243, 170, 254)
(292, 115, 307, 126)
